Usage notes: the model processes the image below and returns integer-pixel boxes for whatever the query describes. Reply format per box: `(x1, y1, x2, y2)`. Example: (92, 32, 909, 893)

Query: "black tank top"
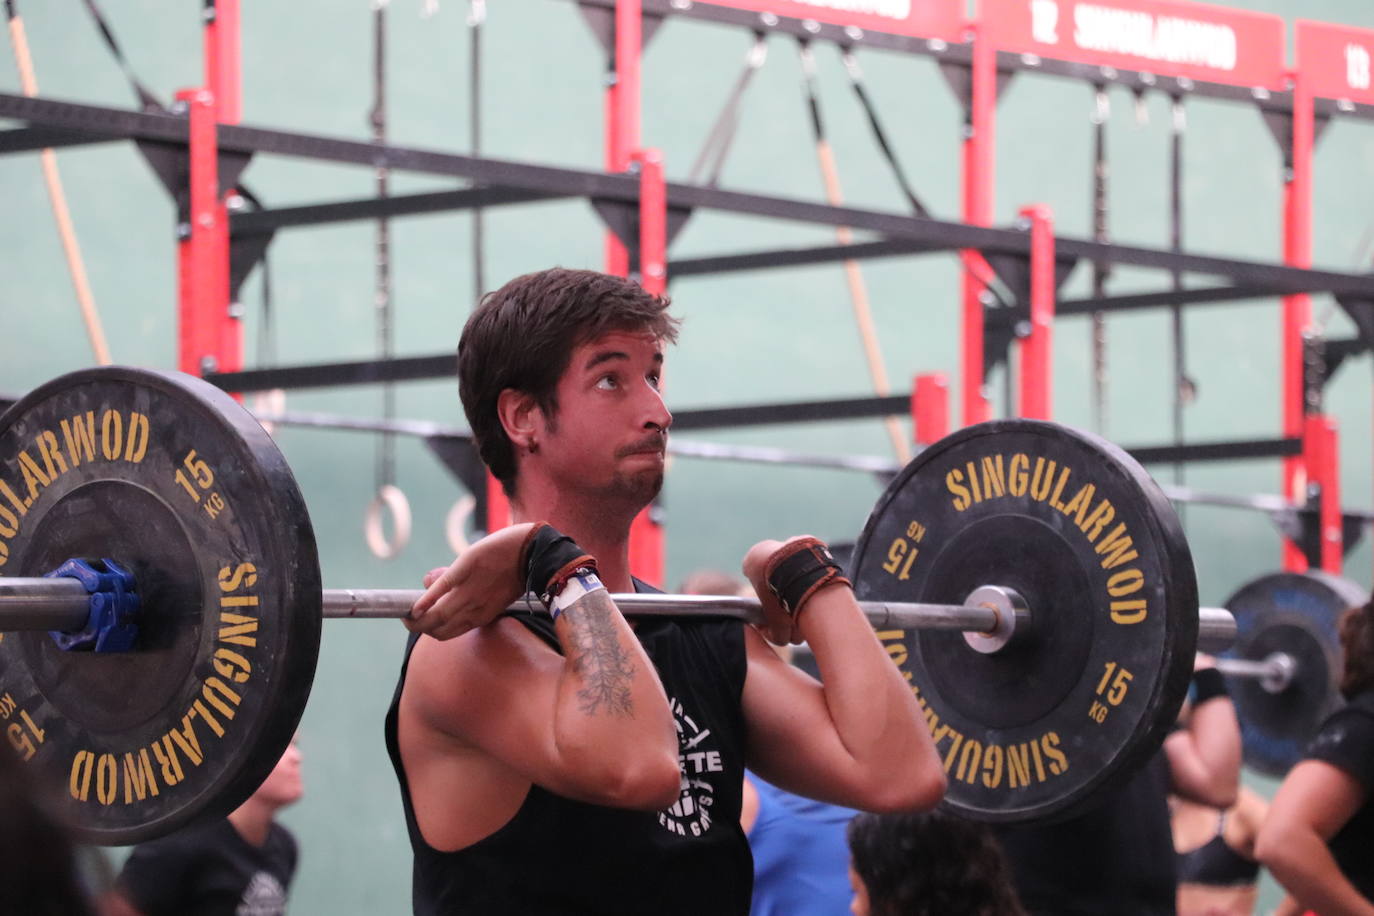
(1305, 689, 1374, 901)
(384, 585, 753, 916)
(1175, 813, 1259, 887)
(997, 752, 1177, 916)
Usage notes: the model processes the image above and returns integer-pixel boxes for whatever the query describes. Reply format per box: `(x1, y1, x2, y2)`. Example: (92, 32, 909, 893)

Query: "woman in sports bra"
(1172, 786, 1267, 916)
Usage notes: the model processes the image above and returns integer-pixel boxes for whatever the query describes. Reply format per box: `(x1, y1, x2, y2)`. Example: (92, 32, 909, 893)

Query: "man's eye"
(596, 375, 619, 390)
(647, 374, 662, 390)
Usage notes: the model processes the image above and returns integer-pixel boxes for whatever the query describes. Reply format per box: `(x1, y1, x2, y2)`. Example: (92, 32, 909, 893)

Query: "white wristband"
(550, 570, 605, 620)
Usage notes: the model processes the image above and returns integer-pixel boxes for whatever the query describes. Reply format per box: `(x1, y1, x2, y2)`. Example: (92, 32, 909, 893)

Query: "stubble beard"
(607, 466, 663, 512)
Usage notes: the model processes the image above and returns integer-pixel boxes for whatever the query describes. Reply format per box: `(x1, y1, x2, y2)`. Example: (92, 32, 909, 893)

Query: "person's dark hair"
(458, 268, 679, 497)
(1339, 600, 1374, 699)
(0, 743, 97, 916)
(847, 810, 1026, 916)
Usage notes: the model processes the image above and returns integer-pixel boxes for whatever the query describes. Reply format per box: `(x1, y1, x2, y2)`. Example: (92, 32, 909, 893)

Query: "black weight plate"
(0, 367, 321, 844)
(1223, 571, 1363, 777)
(852, 419, 1197, 824)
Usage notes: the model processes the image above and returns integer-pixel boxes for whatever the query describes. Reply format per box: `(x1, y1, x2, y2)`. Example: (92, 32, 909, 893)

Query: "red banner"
(1298, 20, 1374, 106)
(694, 0, 965, 43)
(981, 0, 1287, 90)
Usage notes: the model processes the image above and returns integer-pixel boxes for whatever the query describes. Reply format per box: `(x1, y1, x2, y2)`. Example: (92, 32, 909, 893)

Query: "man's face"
(536, 329, 671, 508)
(254, 740, 303, 808)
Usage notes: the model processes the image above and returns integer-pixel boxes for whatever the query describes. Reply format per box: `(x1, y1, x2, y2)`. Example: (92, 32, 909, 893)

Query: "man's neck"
(227, 800, 276, 848)
(510, 490, 641, 593)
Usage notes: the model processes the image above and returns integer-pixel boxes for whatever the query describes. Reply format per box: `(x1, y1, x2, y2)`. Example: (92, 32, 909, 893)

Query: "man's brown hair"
(458, 268, 679, 497)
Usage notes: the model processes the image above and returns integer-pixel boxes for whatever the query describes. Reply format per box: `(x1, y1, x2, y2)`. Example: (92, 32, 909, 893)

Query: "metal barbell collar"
(0, 576, 1238, 652)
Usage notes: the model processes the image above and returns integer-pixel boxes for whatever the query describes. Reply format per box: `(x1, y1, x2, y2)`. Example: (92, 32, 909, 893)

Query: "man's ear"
(497, 389, 541, 453)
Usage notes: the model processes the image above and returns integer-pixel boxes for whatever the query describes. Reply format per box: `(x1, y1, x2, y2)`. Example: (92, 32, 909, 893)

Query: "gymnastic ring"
(365, 484, 413, 560)
(251, 388, 287, 436)
(445, 495, 477, 556)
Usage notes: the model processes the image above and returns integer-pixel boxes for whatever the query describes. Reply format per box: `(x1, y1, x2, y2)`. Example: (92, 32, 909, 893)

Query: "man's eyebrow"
(583, 350, 664, 371)
(584, 350, 629, 371)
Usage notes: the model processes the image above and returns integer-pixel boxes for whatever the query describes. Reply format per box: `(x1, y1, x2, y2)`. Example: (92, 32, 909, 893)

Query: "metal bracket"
(577, 2, 665, 56)
(938, 59, 1014, 114)
(590, 196, 694, 275)
(1260, 109, 1332, 168)
(1272, 496, 1369, 565)
(981, 252, 1079, 375)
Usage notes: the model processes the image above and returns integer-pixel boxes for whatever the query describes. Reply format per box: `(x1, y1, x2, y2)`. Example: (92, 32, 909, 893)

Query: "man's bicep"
(406, 618, 576, 785)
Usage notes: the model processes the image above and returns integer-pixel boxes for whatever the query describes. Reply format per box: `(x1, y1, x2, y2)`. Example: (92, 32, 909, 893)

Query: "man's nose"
(642, 383, 672, 432)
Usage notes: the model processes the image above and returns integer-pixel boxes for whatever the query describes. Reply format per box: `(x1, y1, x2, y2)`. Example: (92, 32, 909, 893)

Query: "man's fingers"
(413, 567, 463, 616)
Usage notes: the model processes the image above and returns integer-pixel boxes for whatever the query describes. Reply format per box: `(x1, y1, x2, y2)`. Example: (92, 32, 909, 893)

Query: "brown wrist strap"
(764, 537, 852, 618)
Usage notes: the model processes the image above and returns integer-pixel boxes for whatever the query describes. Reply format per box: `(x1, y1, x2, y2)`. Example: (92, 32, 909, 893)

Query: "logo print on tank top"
(658, 695, 725, 838)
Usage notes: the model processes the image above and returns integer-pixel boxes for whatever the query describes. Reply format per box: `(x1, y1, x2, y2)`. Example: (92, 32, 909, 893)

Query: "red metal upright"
(204, 0, 242, 125)
(603, 0, 642, 277)
(1297, 19, 1374, 574)
(177, 0, 241, 378)
(1282, 68, 1316, 571)
(961, 21, 996, 426)
(629, 148, 667, 587)
(176, 89, 235, 378)
(602, 0, 663, 582)
(913, 373, 950, 446)
(1018, 205, 1055, 421)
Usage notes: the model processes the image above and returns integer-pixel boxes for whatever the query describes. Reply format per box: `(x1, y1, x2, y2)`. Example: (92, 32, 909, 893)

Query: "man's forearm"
(547, 588, 679, 805)
(798, 586, 938, 783)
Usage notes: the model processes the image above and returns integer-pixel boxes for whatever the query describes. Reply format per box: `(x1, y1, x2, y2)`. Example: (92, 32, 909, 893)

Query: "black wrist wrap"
(764, 537, 851, 618)
(522, 524, 596, 610)
(1191, 667, 1229, 706)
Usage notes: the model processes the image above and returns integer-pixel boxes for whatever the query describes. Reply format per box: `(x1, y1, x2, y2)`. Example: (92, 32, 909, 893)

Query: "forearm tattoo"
(564, 589, 637, 717)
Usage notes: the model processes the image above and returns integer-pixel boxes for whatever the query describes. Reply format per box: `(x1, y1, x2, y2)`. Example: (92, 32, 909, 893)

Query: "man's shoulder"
(125, 818, 229, 865)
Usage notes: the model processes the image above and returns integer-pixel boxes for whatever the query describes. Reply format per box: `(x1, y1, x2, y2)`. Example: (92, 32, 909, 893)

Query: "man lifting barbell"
(0, 270, 1244, 864)
(382, 267, 946, 914)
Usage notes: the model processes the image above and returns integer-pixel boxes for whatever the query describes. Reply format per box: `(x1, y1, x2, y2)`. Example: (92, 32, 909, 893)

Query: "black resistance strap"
(838, 47, 1011, 310)
(687, 33, 768, 187)
(1091, 86, 1111, 435)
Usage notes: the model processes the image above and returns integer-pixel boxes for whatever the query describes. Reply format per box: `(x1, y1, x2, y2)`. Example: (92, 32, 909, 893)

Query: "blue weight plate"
(1223, 571, 1364, 777)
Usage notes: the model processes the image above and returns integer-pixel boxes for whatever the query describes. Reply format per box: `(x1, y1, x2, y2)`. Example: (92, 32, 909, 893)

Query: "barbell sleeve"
(1213, 651, 1297, 693)
(0, 577, 89, 631)
(0, 577, 1236, 652)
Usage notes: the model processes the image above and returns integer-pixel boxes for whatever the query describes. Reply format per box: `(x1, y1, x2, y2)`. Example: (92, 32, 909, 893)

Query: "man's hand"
(405, 522, 538, 640)
(742, 537, 805, 646)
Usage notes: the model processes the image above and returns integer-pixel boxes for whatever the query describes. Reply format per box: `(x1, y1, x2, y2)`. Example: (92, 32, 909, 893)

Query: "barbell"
(0, 365, 1313, 843)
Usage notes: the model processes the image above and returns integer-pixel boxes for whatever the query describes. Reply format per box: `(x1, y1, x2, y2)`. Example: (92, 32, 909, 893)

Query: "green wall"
(2, 0, 1373, 911)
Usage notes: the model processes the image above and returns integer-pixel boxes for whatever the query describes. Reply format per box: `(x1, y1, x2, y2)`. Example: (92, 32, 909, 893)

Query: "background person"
(1172, 785, 1268, 916)
(1257, 600, 1374, 915)
(0, 738, 99, 916)
(997, 653, 1243, 915)
(104, 738, 304, 916)
(686, 563, 862, 916)
(846, 809, 1027, 916)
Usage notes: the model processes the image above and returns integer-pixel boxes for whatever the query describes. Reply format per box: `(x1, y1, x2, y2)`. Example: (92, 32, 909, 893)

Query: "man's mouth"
(619, 435, 667, 459)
